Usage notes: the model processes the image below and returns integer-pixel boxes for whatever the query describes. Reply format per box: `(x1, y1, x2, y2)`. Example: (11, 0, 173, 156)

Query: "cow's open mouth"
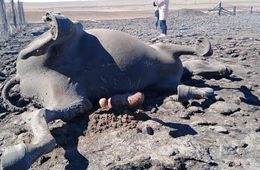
(43, 12, 75, 41)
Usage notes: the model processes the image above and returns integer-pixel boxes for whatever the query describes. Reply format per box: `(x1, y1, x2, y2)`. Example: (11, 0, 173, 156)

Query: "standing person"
(153, 1, 159, 29)
(154, 0, 169, 37)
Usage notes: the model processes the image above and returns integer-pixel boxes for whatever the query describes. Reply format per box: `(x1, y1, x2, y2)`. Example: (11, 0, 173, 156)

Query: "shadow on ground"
(52, 114, 90, 170)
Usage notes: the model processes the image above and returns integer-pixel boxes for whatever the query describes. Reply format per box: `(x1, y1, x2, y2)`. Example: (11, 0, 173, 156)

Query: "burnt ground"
(0, 9, 260, 170)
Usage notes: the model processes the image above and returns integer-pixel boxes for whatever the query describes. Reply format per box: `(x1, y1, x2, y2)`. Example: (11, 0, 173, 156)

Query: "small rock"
(175, 34, 183, 38)
(180, 106, 203, 119)
(240, 36, 249, 41)
(116, 155, 121, 161)
(150, 38, 158, 43)
(215, 95, 224, 101)
(161, 100, 185, 111)
(0, 76, 6, 81)
(240, 51, 248, 57)
(9, 84, 20, 98)
(209, 126, 229, 134)
(225, 160, 242, 167)
(241, 143, 248, 148)
(244, 84, 255, 91)
(220, 78, 232, 83)
(226, 37, 233, 40)
(138, 119, 162, 134)
(150, 107, 157, 113)
(187, 106, 203, 114)
(227, 161, 235, 167)
(234, 97, 241, 105)
(209, 101, 240, 116)
(169, 148, 180, 156)
(246, 106, 260, 113)
(0, 71, 5, 77)
(0, 71, 6, 81)
(3, 51, 18, 55)
(226, 49, 235, 55)
(142, 126, 154, 135)
(230, 53, 240, 58)
(0, 112, 8, 120)
(239, 56, 246, 61)
(13, 119, 26, 126)
(180, 112, 190, 119)
(180, 27, 189, 30)
(157, 146, 179, 157)
(14, 127, 27, 135)
(192, 120, 217, 126)
(39, 155, 51, 165)
(1, 69, 8, 75)
(224, 119, 236, 127)
(255, 127, 260, 132)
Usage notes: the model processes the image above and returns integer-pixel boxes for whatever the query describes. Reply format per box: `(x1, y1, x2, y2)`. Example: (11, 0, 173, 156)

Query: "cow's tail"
(1, 76, 25, 112)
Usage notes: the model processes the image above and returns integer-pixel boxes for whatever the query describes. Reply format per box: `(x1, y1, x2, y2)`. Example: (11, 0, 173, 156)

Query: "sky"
(20, 0, 96, 2)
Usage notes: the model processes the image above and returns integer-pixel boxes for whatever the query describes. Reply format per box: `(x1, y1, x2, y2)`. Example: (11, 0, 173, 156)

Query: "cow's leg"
(1, 109, 56, 170)
(151, 37, 213, 58)
(99, 92, 145, 110)
(149, 78, 214, 101)
(1, 99, 92, 170)
(182, 60, 233, 79)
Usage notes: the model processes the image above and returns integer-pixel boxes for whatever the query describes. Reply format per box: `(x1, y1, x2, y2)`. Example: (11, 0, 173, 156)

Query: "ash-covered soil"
(0, 9, 260, 170)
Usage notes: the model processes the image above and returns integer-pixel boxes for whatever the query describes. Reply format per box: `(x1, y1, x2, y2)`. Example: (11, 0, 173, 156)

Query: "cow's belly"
(75, 63, 159, 100)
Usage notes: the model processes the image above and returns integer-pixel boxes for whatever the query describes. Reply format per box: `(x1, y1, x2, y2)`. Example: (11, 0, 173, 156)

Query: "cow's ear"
(75, 22, 84, 31)
(44, 12, 75, 40)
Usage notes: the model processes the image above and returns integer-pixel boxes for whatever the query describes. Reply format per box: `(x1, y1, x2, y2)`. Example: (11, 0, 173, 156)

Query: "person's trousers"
(159, 20, 167, 35)
(155, 16, 159, 28)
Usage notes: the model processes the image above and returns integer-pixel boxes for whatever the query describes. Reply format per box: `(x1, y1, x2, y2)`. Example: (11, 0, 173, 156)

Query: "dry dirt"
(0, 9, 260, 170)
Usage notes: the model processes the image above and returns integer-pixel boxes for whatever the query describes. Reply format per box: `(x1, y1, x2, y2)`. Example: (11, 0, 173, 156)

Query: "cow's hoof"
(178, 85, 214, 101)
(127, 92, 145, 108)
(199, 87, 214, 98)
(195, 37, 213, 57)
(1, 143, 30, 170)
(99, 98, 112, 109)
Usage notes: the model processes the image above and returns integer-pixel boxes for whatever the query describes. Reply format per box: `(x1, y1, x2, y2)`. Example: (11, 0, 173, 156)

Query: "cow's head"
(18, 12, 83, 60)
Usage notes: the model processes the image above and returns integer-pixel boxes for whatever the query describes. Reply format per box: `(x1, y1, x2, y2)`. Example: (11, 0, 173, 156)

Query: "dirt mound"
(87, 110, 150, 133)
(173, 8, 208, 17)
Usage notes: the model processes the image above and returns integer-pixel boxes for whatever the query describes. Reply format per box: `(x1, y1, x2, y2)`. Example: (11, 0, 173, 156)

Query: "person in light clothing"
(154, 0, 169, 37)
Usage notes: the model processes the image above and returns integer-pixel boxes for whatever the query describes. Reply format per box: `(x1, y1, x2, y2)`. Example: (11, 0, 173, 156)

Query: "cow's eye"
(35, 49, 41, 55)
